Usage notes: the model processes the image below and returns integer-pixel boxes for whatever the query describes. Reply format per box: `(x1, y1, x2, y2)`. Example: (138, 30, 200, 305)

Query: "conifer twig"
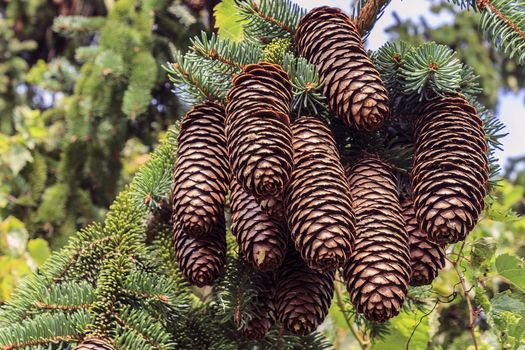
(355, 0, 391, 34)
(476, 0, 525, 42)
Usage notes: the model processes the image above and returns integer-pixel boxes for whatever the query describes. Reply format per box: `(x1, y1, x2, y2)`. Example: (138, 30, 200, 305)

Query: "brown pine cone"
(295, 7, 389, 131)
(172, 101, 229, 238)
(226, 63, 293, 198)
(230, 179, 288, 272)
(344, 156, 410, 323)
(238, 271, 277, 339)
(173, 214, 227, 287)
(255, 194, 285, 219)
(73, 337, 115, 350)
(285, 116, 355, 271)
(276, 248, 334, 335)
(412, 94, 489, 244)
(402, 199, 446, 286)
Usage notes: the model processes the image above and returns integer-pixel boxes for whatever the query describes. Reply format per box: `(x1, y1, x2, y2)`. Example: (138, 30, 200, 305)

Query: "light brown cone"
(172, 101, 229, 238)
(276, 248, 334, 335)
(238, 271, 277, 339)
(285, 116, 355, 271)
(412, 94, 489, 244)
(402, 199, 446, 286)
(344, 156, 411, 323)
(295, 7, 389, 131)
(173, 214, 227, 287)
(226, 63, 293, 198)
(230, 179, 288, 272)
(73, 338, 115, 350)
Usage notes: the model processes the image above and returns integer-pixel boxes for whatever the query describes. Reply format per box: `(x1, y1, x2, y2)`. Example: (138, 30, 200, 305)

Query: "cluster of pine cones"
(170, 7, 489, 337)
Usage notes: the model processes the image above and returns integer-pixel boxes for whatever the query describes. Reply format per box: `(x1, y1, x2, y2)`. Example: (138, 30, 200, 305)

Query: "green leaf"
(27, 238, 51, 266)
(470, 237, 497, 268)
(371, 310, 430, 350)
(496, 254, 525, 292)
(0, 216, 29, 257)
(214, 0, 245, 42)
(6, 143, 33, 175)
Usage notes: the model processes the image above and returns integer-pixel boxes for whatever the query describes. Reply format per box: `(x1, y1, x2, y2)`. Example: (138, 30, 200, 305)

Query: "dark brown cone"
(285, 116, 355, 271)
(230, 179, 288, 272)
(172, 101, 229, 238)
(344, 156, 411, 323)
(226, 63, 293, 198)
(412, 94, 489, 244)
(173, 214, 227, 287)
(402, 199, 446, 286)
(238, 271, 277, 339)
(73, 338, 115, 350)
(184, 0, 205, 11)
(276, 248, 334, 335)
(295, 7, 389, 131)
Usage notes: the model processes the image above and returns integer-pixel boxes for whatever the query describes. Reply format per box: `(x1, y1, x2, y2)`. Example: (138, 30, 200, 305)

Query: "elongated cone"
(276, 248, 334, 335)
(344, 156, 411, 323)
(255, 194, 285, 219)
(238, 271, 277, 339)
(402, 199, 446, 286)
(226, 63, 293, 198)
(285, 116, 355, 271)
(173, 214, 227, 287)
(295, 7, 389, 131)
(74, 338, 115, 350)
(172, 101, 229, 238)
(412, 94, 489, 244)
(230, 179, 288, 272)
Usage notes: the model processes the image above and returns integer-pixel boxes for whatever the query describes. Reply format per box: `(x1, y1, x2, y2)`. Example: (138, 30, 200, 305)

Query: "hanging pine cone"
(173, 214, 227, 287)
(402, 199, 446, 286)
(412, 94, 489, 244)
(344, 156, 410, 323)
(172, 101, 229, 238)
(74, 337, 115, 350)
(225, 63, 293, 198)
(285, 116, 355, 271)
(230, 179, 288, 272)
(237, 271, 277, 339)
(276, 248, 334, 335)
(295, 7, 389, 131)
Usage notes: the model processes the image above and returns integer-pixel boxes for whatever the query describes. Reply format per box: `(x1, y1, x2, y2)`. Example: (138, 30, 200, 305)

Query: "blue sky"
(294, 0, 525, 171)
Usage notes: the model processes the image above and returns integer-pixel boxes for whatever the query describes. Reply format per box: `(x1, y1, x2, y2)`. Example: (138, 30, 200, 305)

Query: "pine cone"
(255, 194, 285, 219)
(402, 199, 446, 286)
(285, 116, 355, 271)
(295, 7, 389, 131)
(344, 156, 410, 323)
(172, 101, 229, 238)
(173, 214, 227, 287)
(276, 248, 334, 335)
(230, 179, 288, 272)
(238, 271, 276, 339)
(74, 337, 115, 350)
(412, 94, 489, 244)
(226, 63, 293, 198)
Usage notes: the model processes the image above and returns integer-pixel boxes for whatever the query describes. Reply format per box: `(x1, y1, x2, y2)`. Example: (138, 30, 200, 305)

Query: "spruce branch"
(237, 0, 306, 43)
(477, 0, 525, 64)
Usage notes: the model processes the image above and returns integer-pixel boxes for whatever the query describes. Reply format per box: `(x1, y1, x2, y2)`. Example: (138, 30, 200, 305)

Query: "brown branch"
(53, 236, 113, 283)
(355, 0, 391, 34)
(447, 242, 479, 350)
(3, 335, 82, 350)
(34, 301, 92, 311)
(192, 47, 246, 70)
(114, 316, 164, 350)
(248, 2, 294, 34)
(477, 0, 525, 42)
